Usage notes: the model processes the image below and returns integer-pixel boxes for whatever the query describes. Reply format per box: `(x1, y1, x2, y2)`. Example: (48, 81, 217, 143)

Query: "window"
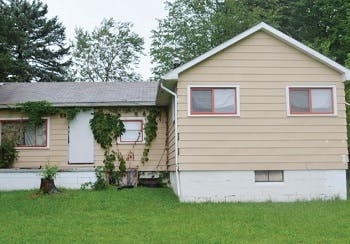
(255, 170, 284, 182)
(0, 119, 48, 147)
(119, 120, 144, 143)
(189, 86, 238, 115)
(288, 87, 335, 115)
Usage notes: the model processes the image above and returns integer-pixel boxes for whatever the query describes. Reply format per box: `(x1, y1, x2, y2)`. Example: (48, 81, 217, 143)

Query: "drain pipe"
(160, 82, 181, 198)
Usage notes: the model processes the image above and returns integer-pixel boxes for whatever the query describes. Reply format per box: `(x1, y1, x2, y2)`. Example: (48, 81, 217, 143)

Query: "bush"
(0, 141, 18, 168)
(40, 164, 59, 180)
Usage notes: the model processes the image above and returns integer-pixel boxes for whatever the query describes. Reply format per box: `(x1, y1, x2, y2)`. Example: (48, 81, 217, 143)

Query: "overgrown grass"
(1, 187, 350, 243)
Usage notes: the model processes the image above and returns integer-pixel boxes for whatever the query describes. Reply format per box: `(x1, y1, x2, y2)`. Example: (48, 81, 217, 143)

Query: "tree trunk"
(40, 178, 60, 194)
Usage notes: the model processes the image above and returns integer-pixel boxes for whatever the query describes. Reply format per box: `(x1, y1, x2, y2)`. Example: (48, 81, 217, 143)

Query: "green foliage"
(89, 110, 125, 150)
(151, 0, 350, 80)
(71, 18, 144, 81)
(17, 101, 58, 127)
(0, 0, 71, 82)
(64, 107, 84, 121)
(40, 164, 59, 180)
(141, 108, 160, 164)
(0, 141, 18, 168)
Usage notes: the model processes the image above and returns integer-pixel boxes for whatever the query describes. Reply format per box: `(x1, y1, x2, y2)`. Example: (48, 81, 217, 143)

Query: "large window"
(288, 87, 335, 115)
(190, 87, 238, 115)
(0, 119, 48, 147)
(119, 120, 144, 143)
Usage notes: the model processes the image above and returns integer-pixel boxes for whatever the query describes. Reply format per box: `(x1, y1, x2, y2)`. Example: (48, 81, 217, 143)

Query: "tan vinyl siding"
(167, 98, 176, 171)
(0, 111, 69, 168)
(0, 108, 168, 171)
(177, 31, 348, 171)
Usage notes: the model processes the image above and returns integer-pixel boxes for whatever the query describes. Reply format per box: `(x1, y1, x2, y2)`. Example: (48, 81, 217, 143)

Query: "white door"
(69, 111, 94, 164)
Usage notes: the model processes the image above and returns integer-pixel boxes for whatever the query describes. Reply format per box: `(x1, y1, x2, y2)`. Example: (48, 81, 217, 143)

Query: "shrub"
(0, 141, 18, 168)
(40, 164, 59, 180)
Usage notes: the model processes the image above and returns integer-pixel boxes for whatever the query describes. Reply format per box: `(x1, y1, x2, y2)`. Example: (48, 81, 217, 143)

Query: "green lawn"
(1, 187, 350, 243)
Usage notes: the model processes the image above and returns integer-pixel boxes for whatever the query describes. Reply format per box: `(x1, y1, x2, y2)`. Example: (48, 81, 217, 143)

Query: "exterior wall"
(175, 170, 347, 202)
(167, 97, 176, 171)
(177, 31, 348, 171)
(0, 169, 96, 190)
(0, 108, 168, 171)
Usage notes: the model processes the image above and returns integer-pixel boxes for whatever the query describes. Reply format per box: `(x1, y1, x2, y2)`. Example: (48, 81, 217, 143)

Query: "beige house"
(1, 22, 350, 202)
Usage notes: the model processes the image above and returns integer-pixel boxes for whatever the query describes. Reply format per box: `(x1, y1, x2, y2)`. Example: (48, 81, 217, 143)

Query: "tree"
(151, 0, 350, 79)
(71, 18, 144, 82)
(0, 0, 71, 82)
(150, 0, 281, 80)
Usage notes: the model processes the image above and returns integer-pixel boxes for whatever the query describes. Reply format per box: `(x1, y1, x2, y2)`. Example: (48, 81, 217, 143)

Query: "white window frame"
(187, 85, 240, 117)
(0, 117, 50, 149)
(117, 117, 146, 144)
(286, 85, 337, 116)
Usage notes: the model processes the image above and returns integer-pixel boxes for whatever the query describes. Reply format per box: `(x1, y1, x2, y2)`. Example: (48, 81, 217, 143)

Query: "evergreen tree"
(0, 0, 71, 82)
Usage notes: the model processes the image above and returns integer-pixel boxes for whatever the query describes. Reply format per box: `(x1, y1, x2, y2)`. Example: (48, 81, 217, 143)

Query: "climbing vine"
(16, 101, 86, 127)
(141, 107, 160, 164)
(89, 110, 126, 185)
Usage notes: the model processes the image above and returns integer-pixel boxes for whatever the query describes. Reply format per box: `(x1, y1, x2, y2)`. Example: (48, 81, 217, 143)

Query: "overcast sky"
(42, 0, 168, 80)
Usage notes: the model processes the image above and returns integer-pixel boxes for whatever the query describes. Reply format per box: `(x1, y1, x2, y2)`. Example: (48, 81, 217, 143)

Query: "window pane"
(36, 124, 47, 146)
(191, 90, 212, 112)
(124, 121, 142, 130)
(121, 131, 142, 142)
(1, 121, 25, 145)
(214, 89, 235, 113)
(24, 126, 35, 146)
(311, 89, 332, 113)
(268, 171, 283, 182)
(255, 171, 268, 182)
(290, 89, 310, 112)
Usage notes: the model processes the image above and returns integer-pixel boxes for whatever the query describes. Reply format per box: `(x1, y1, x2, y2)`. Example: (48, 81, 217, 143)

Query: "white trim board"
(163, 22, 350, 81)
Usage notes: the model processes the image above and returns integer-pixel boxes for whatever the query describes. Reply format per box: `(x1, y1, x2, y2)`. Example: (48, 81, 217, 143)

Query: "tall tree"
(71, 18, 144, 82)
(151, 0, 350, 79)
(0, 0, 71, 82)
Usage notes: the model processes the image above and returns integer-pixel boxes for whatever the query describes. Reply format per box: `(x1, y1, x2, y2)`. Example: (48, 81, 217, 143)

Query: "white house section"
(68, 111, 94, 164)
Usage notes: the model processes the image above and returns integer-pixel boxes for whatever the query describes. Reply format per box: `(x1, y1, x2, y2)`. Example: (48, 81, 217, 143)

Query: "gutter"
(160, 82, 181, 199)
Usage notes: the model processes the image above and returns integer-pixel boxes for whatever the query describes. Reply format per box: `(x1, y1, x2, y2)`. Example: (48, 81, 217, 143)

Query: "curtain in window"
(192, 90, 212, 112)
(214, 89, 235, 113)
(24, 126, 35, 146)
(290, 89, 310, 112)
(35, 124, 47, 146)
(311, 89, 332, 112)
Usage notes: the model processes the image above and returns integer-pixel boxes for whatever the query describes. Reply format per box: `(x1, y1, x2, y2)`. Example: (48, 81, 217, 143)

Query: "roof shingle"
(0, 82, 159, 107)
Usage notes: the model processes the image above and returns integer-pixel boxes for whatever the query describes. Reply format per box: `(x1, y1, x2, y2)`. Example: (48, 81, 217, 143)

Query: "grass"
(1, 187, 350, 243)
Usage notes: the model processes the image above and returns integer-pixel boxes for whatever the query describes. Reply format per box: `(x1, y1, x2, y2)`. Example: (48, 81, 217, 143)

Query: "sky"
(42, 0, 168, 80)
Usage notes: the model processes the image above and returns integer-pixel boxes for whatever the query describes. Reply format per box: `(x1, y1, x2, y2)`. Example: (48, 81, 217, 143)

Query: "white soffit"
(163, 22, 350, 81)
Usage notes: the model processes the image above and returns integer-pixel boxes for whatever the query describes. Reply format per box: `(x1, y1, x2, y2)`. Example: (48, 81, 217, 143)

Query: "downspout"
(160, 82, 181, 198)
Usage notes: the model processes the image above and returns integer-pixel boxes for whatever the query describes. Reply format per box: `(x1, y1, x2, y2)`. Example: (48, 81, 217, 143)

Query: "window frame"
(118, 117, 145, 144)
(187, 85, 240, 117)
(255, 170, 284, 183)
(0, 117, 50, 149)
(286, 85, 337, 116)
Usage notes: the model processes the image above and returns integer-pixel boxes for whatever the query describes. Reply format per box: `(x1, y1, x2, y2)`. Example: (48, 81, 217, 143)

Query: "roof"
(0, 81, 160, 107)
(163, 22, 350, 81)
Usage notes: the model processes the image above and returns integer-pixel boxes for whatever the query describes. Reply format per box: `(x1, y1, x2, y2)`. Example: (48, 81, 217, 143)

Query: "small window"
(120, 120, 144, 143)
(255, 170, 284, 182)
(0, 120, 48, 147)
(190, 87, 237, 115)
(288, 87, 334, 115)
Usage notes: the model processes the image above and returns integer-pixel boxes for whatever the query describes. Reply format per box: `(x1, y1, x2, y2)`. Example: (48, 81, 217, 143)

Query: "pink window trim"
(1, 119, 48, 147)
(119, 120, 144, 143)
(190, 87, 237, 115)
(289, 87, 334, 115)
